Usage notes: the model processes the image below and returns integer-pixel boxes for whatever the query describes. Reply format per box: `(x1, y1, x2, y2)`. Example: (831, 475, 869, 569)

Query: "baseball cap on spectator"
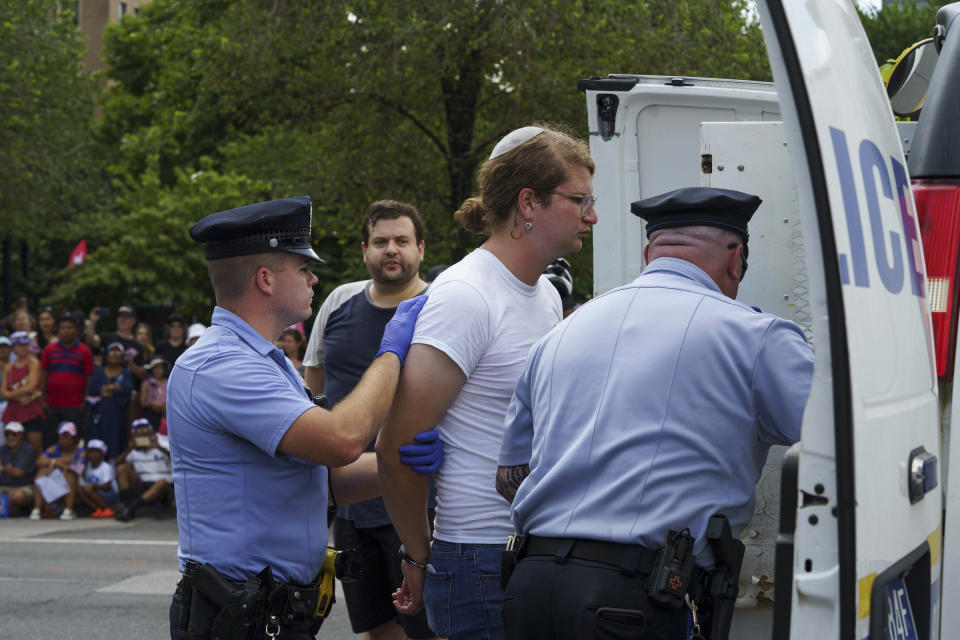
(87, 438, 108, 455)
(0, 337, 10, 347)
(188, 323, 206, 341)
(4, 422, 24, 434)
(9, 331, 31, 345)
(146, 357, 169, 369)
(59, 311, 82, 329)
(58, 421, 78, 437)
(106, 342, 125, 353)
(132, 418, 153, 430)
(167, 313, 186, 325)
(118, 305, 136, 317)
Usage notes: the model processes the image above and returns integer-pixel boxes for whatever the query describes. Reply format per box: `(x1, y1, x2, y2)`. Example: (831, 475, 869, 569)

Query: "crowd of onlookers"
(0, 292, 214, 522)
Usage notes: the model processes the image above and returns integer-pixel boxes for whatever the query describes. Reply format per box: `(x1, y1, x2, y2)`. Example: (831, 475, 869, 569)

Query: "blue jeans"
(424, 540, 506, 640)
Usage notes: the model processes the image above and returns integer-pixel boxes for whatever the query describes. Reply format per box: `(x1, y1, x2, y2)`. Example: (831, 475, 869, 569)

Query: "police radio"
(648, 528, 696, 608)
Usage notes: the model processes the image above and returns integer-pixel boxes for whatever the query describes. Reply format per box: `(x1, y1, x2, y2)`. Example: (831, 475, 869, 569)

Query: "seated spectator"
(40, 313, 94, 447)
(277, 329, 305, 375)
(115, 418, 171, 522)
(35, 307, 58, 352)
(186, 323, 205, 347)
(30, 421, 86, 521)
(85, 305, 146, 380)
(140, 358, 168, 430)
(1, 332, 45, 454)
(154, 314, 188, 364)
(77, 438, 118, 518)
(0, 422, 37, 515)
(135, 322, 155, 361)
(88, 343, 136, 458)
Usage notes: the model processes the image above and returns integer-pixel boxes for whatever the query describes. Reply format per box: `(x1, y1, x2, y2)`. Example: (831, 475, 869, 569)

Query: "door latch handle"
(908, 446, 937, 504)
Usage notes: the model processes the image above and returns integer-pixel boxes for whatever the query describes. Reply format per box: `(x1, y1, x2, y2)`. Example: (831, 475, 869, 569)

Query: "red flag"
(68, 239, 87, 267)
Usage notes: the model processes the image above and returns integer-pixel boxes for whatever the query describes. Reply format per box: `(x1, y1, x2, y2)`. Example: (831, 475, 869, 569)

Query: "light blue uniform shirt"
(168, 307, 322, 584)
(499, 258, 814, 563)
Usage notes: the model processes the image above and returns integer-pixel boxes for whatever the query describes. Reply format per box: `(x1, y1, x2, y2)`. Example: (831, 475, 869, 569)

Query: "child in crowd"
(115, 418, 171, 522)
(77, 438, 118, 518)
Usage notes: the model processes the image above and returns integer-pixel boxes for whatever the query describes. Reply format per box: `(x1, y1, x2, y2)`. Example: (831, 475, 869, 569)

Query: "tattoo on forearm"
(496, 464, 530, 503)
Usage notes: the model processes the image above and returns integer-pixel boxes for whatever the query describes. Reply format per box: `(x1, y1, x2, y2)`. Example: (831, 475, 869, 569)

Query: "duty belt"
(184, 560, 326, 622)
(521, 535, 659, 577)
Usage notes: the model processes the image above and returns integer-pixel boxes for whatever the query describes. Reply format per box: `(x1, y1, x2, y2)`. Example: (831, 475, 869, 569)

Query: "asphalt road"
(0, 506, 360, 639)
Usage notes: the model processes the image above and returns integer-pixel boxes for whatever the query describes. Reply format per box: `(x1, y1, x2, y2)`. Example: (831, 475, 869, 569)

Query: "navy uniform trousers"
(502, 555, 687, 640)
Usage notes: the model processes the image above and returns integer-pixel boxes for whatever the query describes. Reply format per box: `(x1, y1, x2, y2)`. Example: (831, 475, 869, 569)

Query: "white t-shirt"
(127, 447, 173, 482)
(303, 280, 370, 368)
(413, 248, 561, 543)
(83, 460, 118, 493)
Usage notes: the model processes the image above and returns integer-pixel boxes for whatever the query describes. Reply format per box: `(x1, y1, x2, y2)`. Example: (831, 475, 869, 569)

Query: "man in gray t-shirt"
(304, 200, 438, 640)
(0, 422, 37, 514)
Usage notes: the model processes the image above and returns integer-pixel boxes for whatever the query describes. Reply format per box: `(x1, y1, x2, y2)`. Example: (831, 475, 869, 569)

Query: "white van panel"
(701, 121, 810, 340)
(756, 1, 941, 638)
(587, 78, 779, 296)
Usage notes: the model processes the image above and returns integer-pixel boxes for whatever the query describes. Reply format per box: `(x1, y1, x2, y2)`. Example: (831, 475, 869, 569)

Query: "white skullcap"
(488, 126, 545, 159)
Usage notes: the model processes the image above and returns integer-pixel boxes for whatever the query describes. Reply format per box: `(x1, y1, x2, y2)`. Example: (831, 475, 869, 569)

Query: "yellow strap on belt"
(315, 547, 338, 619)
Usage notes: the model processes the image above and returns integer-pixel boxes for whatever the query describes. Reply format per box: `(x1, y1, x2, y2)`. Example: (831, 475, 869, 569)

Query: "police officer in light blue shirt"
(496, 187, 814, 640)
(167, 196, 435, 640)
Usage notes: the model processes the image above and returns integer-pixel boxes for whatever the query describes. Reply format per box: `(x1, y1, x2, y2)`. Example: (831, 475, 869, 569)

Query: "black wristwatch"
(399, 544, 429, 570)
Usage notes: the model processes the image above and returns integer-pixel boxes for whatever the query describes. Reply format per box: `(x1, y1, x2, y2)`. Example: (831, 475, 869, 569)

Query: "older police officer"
(496, 187, 814, 640)
(167, 196, 431, 640)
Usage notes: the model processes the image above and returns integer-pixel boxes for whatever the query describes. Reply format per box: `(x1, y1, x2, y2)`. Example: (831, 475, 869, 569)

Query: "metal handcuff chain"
(684, 593, 706, 640)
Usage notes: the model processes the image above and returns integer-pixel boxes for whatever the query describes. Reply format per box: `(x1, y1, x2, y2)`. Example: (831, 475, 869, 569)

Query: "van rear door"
(756, 2, 942, 638)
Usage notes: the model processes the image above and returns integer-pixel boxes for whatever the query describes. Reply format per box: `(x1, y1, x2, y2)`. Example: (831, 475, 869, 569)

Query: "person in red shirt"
(40, 313, 94, 447)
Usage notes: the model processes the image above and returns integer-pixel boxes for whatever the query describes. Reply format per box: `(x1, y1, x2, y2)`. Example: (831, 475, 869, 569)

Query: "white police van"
(581, 2, 960, 638)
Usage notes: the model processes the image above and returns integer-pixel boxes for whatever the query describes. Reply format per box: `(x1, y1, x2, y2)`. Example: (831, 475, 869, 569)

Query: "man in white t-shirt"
(115, 418, 172, 521)
(376, 124, 598, 640)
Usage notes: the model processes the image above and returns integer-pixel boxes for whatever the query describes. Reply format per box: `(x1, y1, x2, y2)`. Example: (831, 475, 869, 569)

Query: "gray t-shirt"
(0, 442, 37, 487)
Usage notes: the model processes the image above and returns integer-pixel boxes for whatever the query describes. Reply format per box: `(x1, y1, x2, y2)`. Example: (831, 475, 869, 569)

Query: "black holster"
(185, 564, 269, 640)
(703, 514, 745, 640)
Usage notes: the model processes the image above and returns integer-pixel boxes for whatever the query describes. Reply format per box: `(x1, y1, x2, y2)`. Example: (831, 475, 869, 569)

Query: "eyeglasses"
(4, 432, 20, 437)
(727, 242, 749, 280)
(546, 192, 597, 218)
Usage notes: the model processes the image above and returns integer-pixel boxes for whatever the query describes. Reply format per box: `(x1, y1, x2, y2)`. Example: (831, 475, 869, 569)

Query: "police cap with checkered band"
(190, 196, 324, 262)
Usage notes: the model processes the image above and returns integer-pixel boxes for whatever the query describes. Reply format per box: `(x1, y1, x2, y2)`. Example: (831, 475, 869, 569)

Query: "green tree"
(45, 158, 270, 319)
(91, 0, 770, 307)
(858, 0, 940, 66)
(0, 0, 108, 308)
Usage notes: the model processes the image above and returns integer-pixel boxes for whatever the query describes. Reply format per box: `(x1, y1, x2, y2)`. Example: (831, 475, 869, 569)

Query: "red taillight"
(915, 178, 960, 380)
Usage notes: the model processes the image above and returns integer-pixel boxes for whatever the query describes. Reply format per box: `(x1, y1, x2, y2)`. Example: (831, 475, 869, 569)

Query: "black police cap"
(189, 196, 325, 262)
(630, 187, 761, 241)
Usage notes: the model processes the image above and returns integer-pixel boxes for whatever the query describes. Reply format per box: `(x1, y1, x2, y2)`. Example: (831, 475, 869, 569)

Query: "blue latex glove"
(376, 295, 428, 367)
(399, 428, 443, 475)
